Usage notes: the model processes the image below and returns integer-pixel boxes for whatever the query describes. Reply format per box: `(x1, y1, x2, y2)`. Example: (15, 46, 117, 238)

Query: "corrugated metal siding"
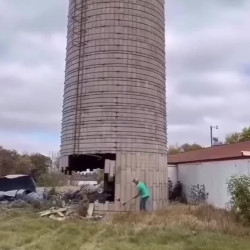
(60, 0, 166, 156)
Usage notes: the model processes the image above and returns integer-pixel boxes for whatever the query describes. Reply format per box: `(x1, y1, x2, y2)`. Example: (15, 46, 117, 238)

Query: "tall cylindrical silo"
(60, 0, 167, 211)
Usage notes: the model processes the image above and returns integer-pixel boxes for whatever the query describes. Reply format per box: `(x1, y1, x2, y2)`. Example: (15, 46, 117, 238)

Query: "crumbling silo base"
(60, 152, 168, 212)
(114, 152, 168, 211)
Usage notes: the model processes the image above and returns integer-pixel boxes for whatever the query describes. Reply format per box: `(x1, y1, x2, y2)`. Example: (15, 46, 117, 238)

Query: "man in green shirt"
(132, 178, 150, 211)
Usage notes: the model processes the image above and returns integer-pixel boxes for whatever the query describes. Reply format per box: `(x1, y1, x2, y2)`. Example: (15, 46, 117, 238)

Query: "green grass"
(0, 206, 249, 250)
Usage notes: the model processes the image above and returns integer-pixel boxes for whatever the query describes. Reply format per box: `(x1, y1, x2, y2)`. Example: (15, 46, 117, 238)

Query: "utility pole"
(210, 126, 213, 147)
(210, 125, 219, 146)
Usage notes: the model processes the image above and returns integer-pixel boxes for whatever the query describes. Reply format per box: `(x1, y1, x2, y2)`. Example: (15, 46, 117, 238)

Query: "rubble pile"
(0, 175, 105, 220)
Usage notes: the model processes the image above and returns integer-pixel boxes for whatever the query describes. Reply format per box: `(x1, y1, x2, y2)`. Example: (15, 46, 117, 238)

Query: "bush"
(189, 184, 209, 205)
(37, 172, 68, 187)
(168, 179, 187, 203)
(227, 175, 250, 224)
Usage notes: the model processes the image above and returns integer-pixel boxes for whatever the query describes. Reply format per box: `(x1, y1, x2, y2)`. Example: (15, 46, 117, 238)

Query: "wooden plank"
(39, 208, 67, 217)
(113, 159, 116, 175)
(160, 166, 165, 203)
(104, 159, 110, 174)
(56, 211, 65, 217)
(152, 154, 157, 170)
(142, 170, 146, 182)
(108, 203, 115, 211)
(135, 152, 140, 169)
(115, 183, 121, 211)
(124, 153, 130, 211)
(163, 166, 168, 202)
(87, 203, 94, 218)
(156, 171, 159, 185)
(144, 153, 149, 171)
(110, 160, 115, 177)
(116, 154, 121, 185)
(94, 201, 99, 210)
(145, 170, 150, 188)
(156, 186, 159, 202)
(154, 170, 157, 185)
(121, 153, 126, 170)
(98, 202, 103, 211)
(49, 215, 66, 222)
(153, 201, 157, 211)
(108, 160, 115, 182)
(148, 187, 153, 211)
(120, 169, 126, 212)
(126, 165, 132, 211)
(134, 155, 141, 211)
(163, 183, 167, 204)
(104, 201, 109, 211)
(149, 170, 153, 187)
(130, 154, 136, 210)
(160, 182, 163, 202)
(131, 153, 140, 211)
(153, 184, 157, 203)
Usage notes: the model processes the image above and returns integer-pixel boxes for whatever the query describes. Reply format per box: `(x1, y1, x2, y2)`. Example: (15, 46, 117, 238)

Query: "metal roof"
(168, 141, 250, 164)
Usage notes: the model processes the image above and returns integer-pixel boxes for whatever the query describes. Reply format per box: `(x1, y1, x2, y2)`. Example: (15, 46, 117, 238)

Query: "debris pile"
(0, 174, 105, 220)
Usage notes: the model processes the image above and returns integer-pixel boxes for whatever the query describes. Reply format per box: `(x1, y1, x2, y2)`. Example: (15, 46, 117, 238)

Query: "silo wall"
(60, 0, 167, 211)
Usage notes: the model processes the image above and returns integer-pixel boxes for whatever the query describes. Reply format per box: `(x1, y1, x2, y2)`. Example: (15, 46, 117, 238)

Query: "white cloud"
(0, 0, 250, 153)
(0, 0, 67, 154)
(167, 0, 250, 146)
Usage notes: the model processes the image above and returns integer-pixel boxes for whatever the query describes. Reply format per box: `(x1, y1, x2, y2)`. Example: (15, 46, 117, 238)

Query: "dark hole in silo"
(66, 154, 116, 202)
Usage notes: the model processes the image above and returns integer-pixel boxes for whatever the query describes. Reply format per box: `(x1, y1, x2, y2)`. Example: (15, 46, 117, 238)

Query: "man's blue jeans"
(140, 196, 149, 211)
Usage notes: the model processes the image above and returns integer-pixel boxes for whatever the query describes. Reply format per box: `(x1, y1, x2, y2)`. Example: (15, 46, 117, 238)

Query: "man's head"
(132, 178, 139, 185)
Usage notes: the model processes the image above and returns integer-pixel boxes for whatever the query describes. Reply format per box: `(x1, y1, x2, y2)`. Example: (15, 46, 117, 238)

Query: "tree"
(168, 146, 181, 155)
(29, 153, 51, 182)
(225, 132, 241, 144)
(240, 126, 250, 142)
(0, 147, 19, 176)
(181, 143, 202, 152)
(225, 126, 250, 144)
(17, 154, 33, 174)
(168, 143, 203, 155)
(0, 146, 52, 185)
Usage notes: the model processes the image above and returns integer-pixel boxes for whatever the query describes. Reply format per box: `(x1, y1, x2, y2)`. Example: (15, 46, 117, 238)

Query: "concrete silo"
(60, 0, 167, 211)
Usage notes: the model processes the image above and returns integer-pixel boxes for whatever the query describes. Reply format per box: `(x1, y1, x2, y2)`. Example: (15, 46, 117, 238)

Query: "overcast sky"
(0, 0, 250, 155)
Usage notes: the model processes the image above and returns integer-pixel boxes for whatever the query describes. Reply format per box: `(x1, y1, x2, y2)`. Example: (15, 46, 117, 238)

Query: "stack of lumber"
(38, 207, 73, 221)
(38, 203, 97, 221)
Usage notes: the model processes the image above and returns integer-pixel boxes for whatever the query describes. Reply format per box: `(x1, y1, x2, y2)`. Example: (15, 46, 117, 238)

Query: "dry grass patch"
(0, 204, 249, 250)
(112, 204, 250, 236)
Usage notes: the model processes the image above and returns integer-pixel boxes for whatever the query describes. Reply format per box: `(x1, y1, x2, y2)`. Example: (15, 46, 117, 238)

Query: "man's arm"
(133, 193, 140, 199)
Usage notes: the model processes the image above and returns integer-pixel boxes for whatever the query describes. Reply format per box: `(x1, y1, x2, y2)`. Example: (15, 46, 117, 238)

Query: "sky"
(0, 0, 250, 155)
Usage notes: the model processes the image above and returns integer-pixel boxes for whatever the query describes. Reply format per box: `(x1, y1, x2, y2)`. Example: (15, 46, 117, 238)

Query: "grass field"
(0, 205, 249, 250)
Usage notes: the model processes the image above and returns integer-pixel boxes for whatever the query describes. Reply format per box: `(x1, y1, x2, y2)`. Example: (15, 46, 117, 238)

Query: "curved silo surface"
(61, 0, 166, 155)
